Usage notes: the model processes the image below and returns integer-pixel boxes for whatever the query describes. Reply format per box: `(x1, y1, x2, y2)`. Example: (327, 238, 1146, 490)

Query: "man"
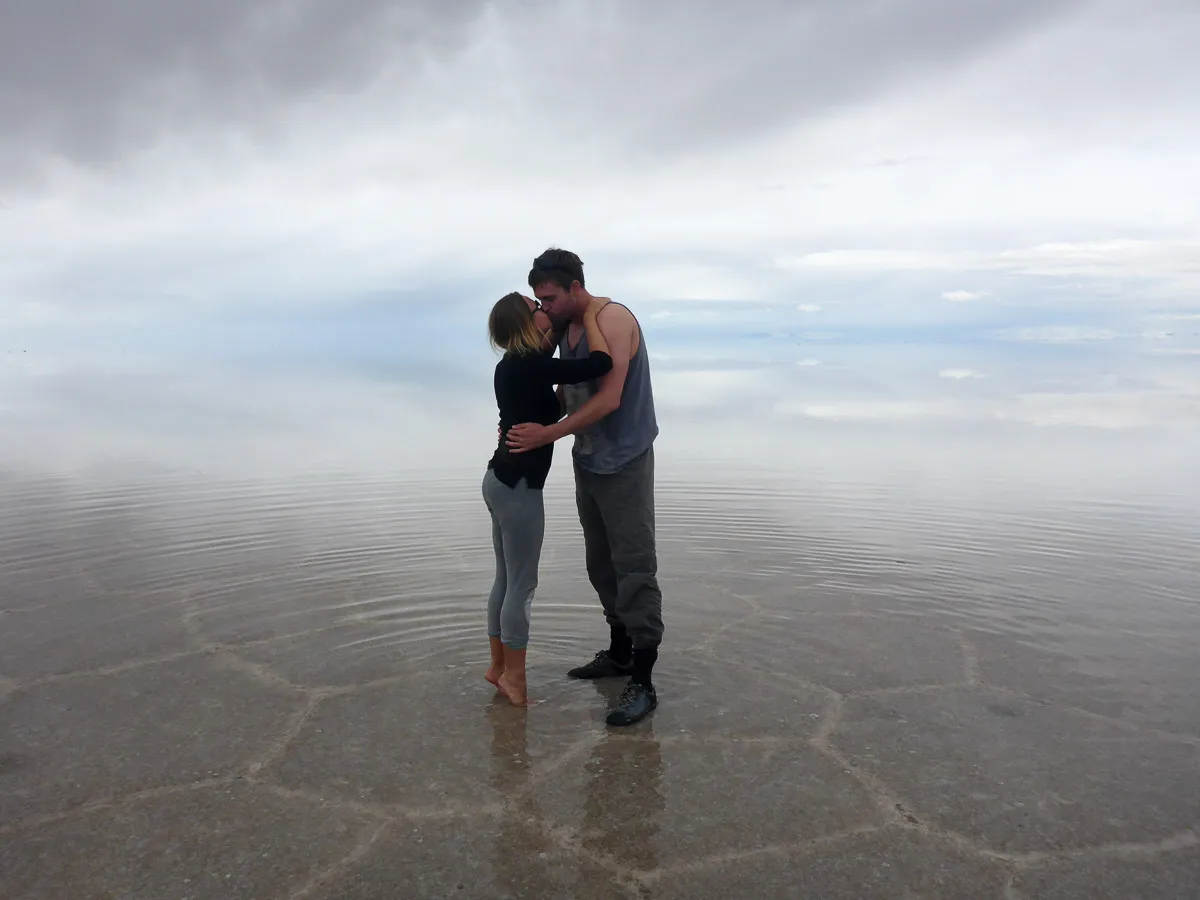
(506, 248, 663, 727)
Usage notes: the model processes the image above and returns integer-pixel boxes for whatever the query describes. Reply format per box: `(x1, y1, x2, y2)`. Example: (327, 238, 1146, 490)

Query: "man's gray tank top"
(559, 303, 659, 475)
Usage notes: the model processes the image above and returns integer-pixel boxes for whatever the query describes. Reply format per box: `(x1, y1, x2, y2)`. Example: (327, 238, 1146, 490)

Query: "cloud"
(607, 263, 763, 302)
(783, 400, 957, 422)
(2, 0, 1199, 477)
(1, 0, 1198, 344)
(939, 369, 984, 379)
(780, 250, 957, 272)
(0, 0, 501, 178)
(998, 326, 1119, 344)
(0, 0, 1085, 181)
(653, 367, 780, 414)
(779, 240, 1200, 300)
(774, 383, 1200, 431)
(1000, 390, 1200, 430)
(994, 239, 1200, 285)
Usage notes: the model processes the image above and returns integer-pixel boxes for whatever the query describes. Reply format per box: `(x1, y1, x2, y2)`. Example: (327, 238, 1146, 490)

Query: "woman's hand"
(585, 296, 610, 320)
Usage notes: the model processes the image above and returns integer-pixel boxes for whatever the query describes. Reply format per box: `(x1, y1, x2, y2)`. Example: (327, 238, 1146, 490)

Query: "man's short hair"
(528, 247, 585, 291)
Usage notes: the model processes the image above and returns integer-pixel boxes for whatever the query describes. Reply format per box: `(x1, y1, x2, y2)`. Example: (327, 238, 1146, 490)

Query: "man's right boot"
(566, 649, 633, 679)
(567, 626, 634, 679)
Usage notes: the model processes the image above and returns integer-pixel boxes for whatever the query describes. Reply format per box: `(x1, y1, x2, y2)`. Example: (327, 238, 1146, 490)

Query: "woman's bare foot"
(495, 645, 529, 706)
(486, 636, 505, 691)
(498, 671, 529, 707)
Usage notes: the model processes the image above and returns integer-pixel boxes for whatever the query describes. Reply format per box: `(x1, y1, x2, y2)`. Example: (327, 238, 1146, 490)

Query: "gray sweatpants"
(482, 469, 544, 650)
(574, 446, 664, 650)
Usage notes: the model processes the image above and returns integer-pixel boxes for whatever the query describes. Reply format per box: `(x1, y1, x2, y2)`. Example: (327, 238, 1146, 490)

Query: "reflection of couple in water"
(481, 248, 664, 727)
(487, 687, 665, 888)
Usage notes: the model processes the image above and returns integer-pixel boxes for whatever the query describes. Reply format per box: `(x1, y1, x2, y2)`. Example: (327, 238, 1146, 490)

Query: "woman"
(483, 291, 612, 706)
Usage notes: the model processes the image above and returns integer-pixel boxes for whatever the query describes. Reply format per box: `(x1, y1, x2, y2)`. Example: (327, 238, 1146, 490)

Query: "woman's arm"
(582, 296, 610, 357)
(542, 350, 612, 385)
(528, 297, 613, 385)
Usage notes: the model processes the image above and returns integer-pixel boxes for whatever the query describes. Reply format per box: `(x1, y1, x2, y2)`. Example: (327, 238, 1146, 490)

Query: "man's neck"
(568, 289, 596, 328)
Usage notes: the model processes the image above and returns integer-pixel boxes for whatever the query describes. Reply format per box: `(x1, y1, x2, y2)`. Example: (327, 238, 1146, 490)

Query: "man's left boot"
(606, 646, 658, 726)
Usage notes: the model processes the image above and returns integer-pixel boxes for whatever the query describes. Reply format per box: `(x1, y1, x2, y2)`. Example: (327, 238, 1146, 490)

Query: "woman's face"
(524, 295, 555, 348)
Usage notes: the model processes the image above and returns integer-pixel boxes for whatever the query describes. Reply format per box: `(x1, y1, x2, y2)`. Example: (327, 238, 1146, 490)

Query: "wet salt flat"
(1, 419, 1198, 899)
(5, 0, 1200, 893)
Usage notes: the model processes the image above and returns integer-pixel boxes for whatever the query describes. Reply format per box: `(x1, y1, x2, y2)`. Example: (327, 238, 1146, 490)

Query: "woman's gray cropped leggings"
(482, 469, 544, 650)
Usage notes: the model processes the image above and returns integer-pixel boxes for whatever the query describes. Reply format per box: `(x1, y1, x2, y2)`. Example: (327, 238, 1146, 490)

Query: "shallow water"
(1, 378, 1199, 898)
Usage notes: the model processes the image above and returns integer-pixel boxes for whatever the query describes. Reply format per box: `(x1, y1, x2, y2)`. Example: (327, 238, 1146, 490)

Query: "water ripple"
(1, 457, 1197, 671)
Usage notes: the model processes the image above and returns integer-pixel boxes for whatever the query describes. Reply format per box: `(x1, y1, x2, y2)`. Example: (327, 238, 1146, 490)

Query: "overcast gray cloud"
(514, 0, 1088, 155)
(1, 0, 1198, 337)
(4, 0, 1200, 459)
(0, 0, 516, 177)
(1, 0, 1098, 180)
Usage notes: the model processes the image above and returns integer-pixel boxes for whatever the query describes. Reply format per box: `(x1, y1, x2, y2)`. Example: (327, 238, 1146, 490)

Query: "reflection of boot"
(581, 730, 665, 873)
(498, 646, 529, 706)
(485, 636, 505, 690)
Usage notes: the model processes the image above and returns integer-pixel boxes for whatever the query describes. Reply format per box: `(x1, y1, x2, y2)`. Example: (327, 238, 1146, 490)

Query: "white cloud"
(0, 352, 62, 379)
(779, 250, 957, 272)
(605, 264, 765, 302)
(939, 368, 983, 379)
(796, 358, 822, 367)
(998, 326, 1119, 344)
(994, 240, 1200, 293)
(782, 400, 958, 421)
(775, 240, 1200, 302)
(0, 300, 62, 328)
(653, 368, 776, 412)
(796, 303, 823, 313)
(999, 390, 1200, 430)
(1, 0, 1198, 332)
(771, 386, 1200, 431)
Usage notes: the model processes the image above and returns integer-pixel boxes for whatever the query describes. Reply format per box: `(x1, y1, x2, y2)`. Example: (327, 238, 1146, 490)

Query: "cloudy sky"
(1, 0, 1198, 456)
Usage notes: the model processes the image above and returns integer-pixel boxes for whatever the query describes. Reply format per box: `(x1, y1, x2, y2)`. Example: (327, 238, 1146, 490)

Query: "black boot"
(609, 626, 633, 666)
(567, 650, 633, 679)
(631, 646, 657, 688)
(566, 626, 633, 679)
(606, 647, 659, 727)
(606, 681, 658, 726)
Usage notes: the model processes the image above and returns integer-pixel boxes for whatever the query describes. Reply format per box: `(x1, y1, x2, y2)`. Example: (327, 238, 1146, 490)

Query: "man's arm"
(507, 304, 635, 452)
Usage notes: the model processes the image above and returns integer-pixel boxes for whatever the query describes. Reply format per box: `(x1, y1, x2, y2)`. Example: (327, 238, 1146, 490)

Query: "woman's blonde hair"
(488, 291, 546, 356)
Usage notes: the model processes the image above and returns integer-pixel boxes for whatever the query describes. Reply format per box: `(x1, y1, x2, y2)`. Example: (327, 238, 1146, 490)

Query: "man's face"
(532, 281, 576, 330)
